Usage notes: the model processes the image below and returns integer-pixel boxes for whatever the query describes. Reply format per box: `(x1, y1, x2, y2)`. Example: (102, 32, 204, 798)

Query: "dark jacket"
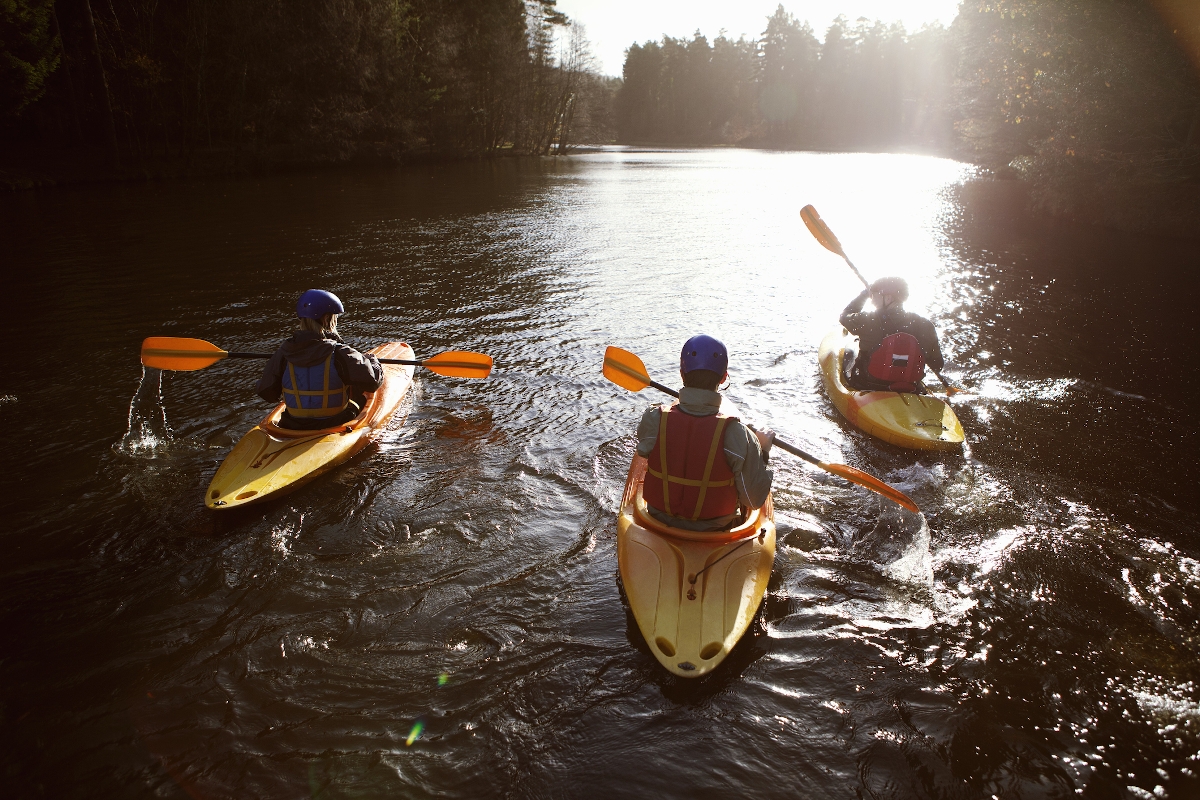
(255, 330, 383, 405)
(840, 289, 944, 389)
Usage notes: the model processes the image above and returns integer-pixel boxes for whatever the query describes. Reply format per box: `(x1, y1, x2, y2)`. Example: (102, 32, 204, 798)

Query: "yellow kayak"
(818, 328, 963, 450)
(617, 455, 776, 678)
(206, 341, 416, 509)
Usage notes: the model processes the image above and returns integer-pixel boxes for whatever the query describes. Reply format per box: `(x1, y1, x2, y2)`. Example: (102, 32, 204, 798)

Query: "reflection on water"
(2, 148, 1198, 798)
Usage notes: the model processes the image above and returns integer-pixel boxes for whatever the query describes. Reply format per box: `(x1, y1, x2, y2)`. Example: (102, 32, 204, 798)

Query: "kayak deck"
(616, 456, 775, 678)
(818, 328, 963, 451)
(205, 341, 416, 509)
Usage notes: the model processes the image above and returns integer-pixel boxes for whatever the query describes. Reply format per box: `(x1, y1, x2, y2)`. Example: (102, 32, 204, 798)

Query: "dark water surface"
(3, 149, 1199, 799)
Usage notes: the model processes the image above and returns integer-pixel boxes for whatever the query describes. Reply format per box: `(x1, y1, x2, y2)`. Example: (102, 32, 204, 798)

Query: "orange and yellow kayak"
(616, 455, 776, 677)
(205, 341, 416, 509)
(818, 328, 963, 450)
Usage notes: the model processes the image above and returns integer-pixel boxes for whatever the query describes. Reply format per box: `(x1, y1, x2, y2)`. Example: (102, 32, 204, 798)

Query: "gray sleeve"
(635, 406, 663, 457)
(722, 420, 773, 510)
(254, 347, 288, 403)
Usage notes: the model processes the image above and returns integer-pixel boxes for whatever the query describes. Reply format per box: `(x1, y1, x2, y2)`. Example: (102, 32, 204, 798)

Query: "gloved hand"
(754, 427, 775, 461)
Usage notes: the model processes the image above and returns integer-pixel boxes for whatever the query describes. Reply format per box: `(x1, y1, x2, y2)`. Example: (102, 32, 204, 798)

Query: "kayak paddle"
(140, 336, 493, 379)
(602, 346, 919, 513)
(800, 204, 965, 397)
(800, 204, 870, 289)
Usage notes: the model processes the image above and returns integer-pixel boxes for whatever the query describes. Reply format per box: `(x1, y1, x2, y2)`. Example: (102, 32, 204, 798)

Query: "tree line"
(4, 0, 1198, 231)
(613, 1, 1200, 230)
(0, 0, 616, 170)
(616, 8, 955, 151)
(952, 0, 1200, 229)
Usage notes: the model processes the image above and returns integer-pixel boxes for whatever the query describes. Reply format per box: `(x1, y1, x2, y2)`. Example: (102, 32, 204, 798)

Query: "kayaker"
(840, 277, 945, 392)
(636, 335, 774, 532)
(255, 289, 384, 430)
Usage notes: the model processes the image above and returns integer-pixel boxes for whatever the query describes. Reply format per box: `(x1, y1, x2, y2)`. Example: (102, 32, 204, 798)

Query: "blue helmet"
(680, 334, 728, 375)
(296, 289, 345, 319)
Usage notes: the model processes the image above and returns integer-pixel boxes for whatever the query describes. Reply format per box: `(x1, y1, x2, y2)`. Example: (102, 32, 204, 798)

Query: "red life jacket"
(866, 332, 926, 392)
(643, 404, 739, 521)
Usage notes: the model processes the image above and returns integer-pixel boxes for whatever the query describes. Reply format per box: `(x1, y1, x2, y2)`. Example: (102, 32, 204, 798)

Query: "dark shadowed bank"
(0, 0, 617, 188)
(953, 0, 1200, 239)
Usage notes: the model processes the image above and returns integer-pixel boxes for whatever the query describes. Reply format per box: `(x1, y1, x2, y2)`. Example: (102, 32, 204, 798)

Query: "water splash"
(854, 501, 934, 587)
(114, 367, 173, 456)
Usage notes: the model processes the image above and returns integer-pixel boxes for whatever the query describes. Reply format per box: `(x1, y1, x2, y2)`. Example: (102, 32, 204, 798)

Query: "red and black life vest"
(866, 332, 926, 392)
(644, 404, 739, 521)
(282, 354, 350, 418)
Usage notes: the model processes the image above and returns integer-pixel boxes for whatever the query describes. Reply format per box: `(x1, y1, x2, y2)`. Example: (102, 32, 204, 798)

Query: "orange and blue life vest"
(282, 354, 349, 418)
(644, 404, 739, 521)
(867, 332, 926, 392)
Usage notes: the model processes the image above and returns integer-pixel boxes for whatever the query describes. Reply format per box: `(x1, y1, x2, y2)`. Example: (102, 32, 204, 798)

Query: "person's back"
(635, 335, 774, 532)
(255, 289, 385, 430)
(839, 277, 944, 392)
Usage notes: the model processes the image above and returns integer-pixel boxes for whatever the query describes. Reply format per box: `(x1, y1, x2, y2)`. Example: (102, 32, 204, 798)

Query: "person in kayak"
(255, 289, 384, 430)
(635, 335, 775, 532)
(840, 277, 945, 392)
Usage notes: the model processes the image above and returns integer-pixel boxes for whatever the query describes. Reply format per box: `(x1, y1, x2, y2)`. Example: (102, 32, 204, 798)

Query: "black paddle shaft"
(225, 351, 421, 366)
(649, 380, 819, 467)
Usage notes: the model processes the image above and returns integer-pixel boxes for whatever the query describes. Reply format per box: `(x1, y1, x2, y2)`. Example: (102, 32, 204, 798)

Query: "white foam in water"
(115, 367, 173, 455)
(854, 500, 934, 587)
(882, 512, 933, 586)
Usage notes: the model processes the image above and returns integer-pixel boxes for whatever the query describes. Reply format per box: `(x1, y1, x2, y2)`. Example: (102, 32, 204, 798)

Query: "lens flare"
(406, 719, 424, 746)
(438, 673, 449, 687)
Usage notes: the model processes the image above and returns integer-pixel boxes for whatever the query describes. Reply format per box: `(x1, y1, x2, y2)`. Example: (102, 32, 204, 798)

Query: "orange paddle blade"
(820, 461, 919, 513)
(603, 346, 652, 392)
(800, 205, 846, 257)
(421, 351, 492, 379)
(140, 337, 228, 371)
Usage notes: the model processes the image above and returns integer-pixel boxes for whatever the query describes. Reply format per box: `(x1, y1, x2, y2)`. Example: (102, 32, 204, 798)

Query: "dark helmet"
(680, 334, 729, 375)
(296, 289, 345, 319)
(870, 277, 909, 302)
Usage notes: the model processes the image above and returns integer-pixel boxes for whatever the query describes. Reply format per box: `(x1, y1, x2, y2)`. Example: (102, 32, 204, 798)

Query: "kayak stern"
(205, 342, 416, 509)
(818, 328, 964, 450)
(617, 457, 776, 678)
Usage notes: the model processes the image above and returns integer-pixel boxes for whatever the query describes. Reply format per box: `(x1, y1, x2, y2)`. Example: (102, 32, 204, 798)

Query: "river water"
(3, 148, 1198, 799)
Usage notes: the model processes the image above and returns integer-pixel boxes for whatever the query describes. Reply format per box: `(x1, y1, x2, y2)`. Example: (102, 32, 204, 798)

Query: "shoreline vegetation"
(2, 0, 617, 188)
(3, 1, 1199, 237)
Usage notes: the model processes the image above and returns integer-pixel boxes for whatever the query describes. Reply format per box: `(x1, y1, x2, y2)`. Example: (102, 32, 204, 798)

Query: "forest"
(616, 10, 954, 152)
(614, 0, 1200, 231)
(0, 0, 615, 179)
(3, 0, 1198, 231)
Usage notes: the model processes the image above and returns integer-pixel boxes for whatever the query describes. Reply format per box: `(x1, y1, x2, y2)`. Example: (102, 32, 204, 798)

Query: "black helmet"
(870, 277, 908, 302)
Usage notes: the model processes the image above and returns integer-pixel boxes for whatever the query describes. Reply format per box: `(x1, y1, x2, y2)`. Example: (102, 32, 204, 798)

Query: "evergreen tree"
(0, 0, 60, 118)
(952, 0, 1200, 224)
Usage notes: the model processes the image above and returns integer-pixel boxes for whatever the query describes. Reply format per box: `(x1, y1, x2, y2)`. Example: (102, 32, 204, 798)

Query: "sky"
(554, 0, 963, 76)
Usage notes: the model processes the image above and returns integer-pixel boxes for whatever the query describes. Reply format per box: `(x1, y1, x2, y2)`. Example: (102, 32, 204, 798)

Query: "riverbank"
(957, 169, 1200, 241)
(0, 141, 524, 191)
